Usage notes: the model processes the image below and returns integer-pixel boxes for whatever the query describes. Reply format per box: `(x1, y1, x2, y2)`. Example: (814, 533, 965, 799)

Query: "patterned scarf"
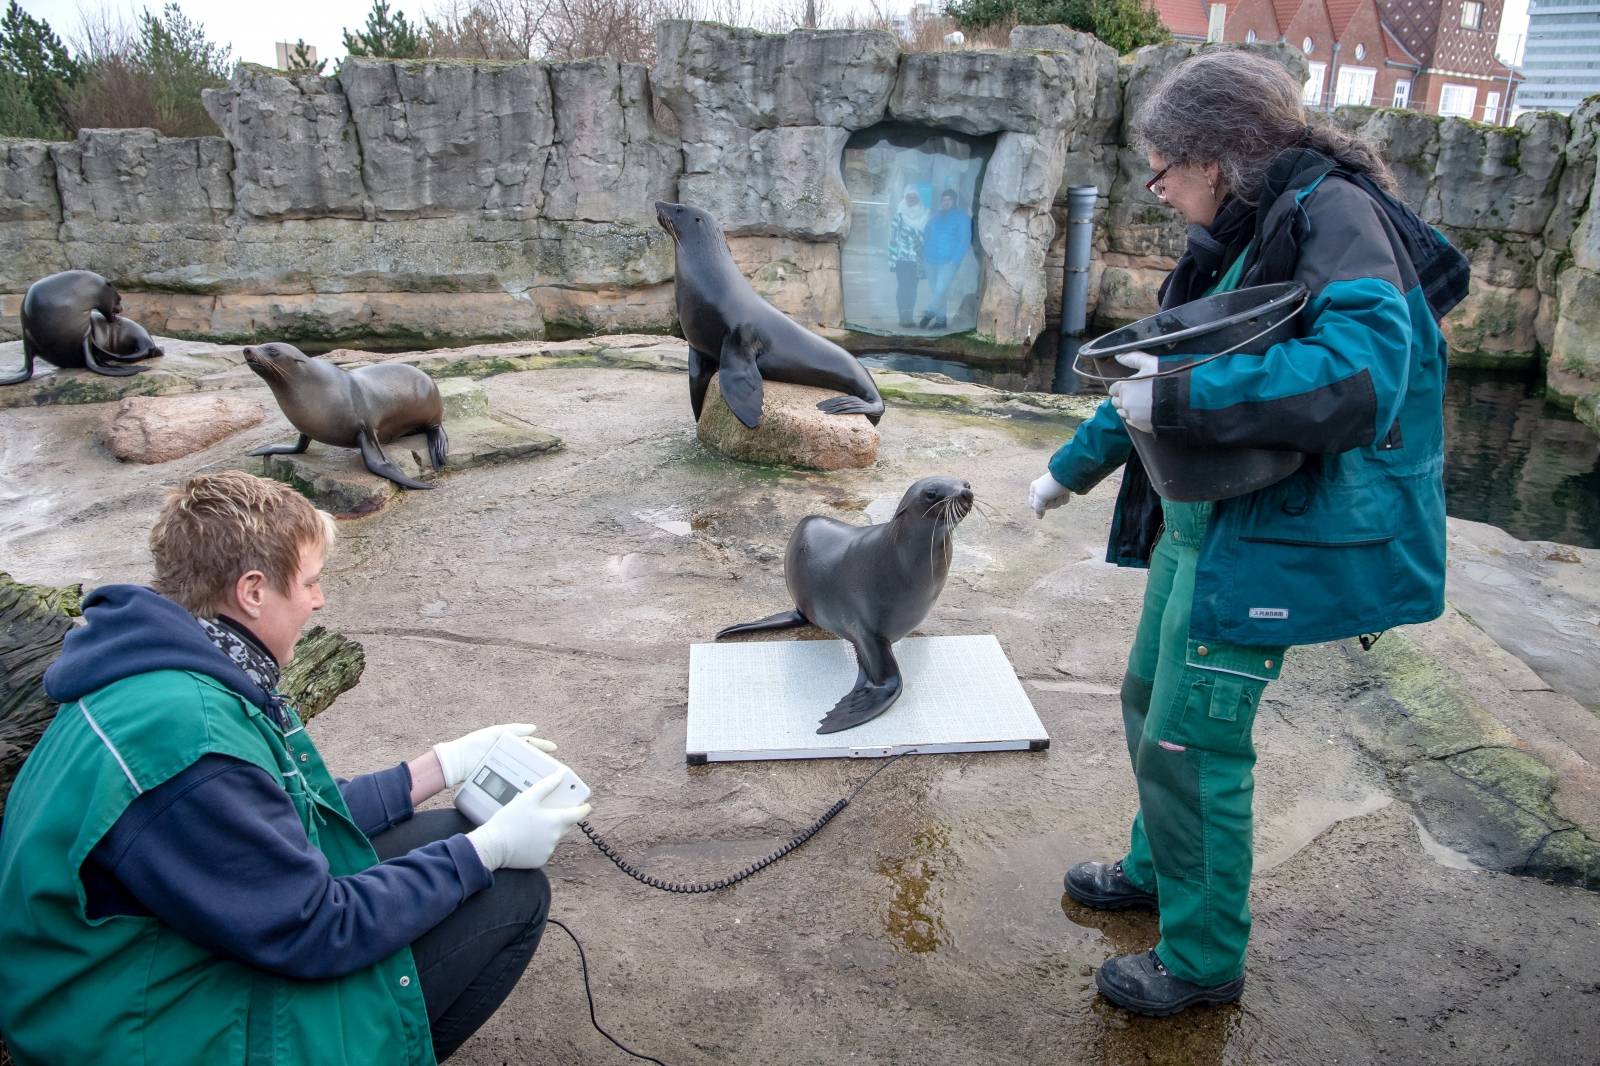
(199, 615, 292, 728)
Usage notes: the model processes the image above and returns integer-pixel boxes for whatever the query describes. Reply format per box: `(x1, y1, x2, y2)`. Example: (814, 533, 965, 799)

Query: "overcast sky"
(15, 0, 1534, 71)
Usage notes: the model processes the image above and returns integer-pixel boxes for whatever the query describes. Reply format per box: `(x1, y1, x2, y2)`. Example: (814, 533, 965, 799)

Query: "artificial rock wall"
(1, 22, 1597, 420)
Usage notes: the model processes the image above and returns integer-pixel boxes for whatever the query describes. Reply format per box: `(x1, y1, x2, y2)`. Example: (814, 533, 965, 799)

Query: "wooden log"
(0, 576, 366, 820)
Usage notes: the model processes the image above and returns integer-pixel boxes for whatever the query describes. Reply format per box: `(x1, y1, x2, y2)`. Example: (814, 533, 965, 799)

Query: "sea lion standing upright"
(655, 201, 885, 430)
(4, 270, 163, 386)
(716, 475, 973, 734)
(244, 342, 447, 491)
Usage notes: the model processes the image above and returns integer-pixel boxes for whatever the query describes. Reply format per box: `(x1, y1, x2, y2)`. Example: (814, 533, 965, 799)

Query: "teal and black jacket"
(1050, 149, 1462, 648)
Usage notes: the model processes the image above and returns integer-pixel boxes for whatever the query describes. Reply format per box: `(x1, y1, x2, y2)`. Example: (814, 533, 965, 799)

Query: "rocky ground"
(2, 339, 1599, 1065)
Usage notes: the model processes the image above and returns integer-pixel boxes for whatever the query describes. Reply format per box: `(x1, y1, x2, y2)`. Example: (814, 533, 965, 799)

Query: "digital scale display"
(472, 766, 518, 806)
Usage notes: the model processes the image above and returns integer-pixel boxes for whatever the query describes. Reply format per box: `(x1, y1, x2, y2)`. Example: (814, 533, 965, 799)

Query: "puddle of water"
(633, 508, 692, 537)
(1412, 816, 1483, 872)
(1256, 791, 1393, 872)
(877, 824, 952, 954)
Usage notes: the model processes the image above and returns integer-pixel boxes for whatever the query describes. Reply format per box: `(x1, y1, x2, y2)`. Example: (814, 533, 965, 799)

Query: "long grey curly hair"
(1136, 49, 1398, 203)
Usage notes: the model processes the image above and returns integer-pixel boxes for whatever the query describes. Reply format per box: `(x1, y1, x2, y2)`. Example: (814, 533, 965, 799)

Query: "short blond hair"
(150, 472, 336, 614)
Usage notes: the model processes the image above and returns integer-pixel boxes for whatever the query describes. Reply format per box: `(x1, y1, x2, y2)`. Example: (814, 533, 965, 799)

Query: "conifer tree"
(343, 0, 425, 59)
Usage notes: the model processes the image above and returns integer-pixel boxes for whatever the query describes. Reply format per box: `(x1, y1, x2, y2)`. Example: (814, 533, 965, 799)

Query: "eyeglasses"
(1145, 163, 1174, 200)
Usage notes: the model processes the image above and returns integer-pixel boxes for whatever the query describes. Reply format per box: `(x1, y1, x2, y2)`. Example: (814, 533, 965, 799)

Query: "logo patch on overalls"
(1249, 607, 1289, 619)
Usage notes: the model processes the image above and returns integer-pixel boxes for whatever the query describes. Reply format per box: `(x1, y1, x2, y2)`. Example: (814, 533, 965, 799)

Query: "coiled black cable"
(576, 751, 911, 895)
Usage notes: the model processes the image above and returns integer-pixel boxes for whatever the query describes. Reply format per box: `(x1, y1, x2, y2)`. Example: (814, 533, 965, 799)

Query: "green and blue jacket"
(1050, 151, 1456, 647)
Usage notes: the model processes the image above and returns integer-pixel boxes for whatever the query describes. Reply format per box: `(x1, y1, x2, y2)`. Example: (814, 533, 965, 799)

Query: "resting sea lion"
(655, 201, 885, 430)
(3, 270, 163, 385)
(716, 475, 973, 734)
(244, 342, 448, 491)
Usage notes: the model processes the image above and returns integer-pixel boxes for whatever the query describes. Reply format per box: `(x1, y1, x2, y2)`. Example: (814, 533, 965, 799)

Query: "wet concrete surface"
(3, 367, 1600, 1064)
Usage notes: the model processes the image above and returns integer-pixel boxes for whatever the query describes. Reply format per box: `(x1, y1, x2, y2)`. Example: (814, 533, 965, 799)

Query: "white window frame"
(1303, 62, 1328, 106)
(1246, 28, 1258, 43)
(1461, 0, 1483, 29)
(1438, 83, 1478, 117)
(1207, 3, 1226, 41)
(1335, 65, 1377, 106)
(1483, 91, 1502, 122)
(1393, 79, 1411, 108)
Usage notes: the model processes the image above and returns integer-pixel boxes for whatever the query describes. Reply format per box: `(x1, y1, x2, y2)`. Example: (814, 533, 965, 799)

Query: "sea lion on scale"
(655, 201, 885, 430)
(244, 342, 447, 491)
(3, 270, 163, 385)
(716, 475, 973, 734)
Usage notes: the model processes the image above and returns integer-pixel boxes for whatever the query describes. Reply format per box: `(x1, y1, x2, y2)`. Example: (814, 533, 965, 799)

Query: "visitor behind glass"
(920, 188, 972, 329)
(888, 189, 929, 328)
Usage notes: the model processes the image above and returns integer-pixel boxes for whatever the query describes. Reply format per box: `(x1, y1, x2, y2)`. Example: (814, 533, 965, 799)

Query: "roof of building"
(1155, 0, 1213, 39)
(1272, 0, 1307, 35)
(1325, 0, 1364, 39)
(1381, 21, 1422, 67)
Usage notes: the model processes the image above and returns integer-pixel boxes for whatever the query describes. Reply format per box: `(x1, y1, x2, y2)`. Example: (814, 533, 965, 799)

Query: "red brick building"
(1156, 0, 1521, 122)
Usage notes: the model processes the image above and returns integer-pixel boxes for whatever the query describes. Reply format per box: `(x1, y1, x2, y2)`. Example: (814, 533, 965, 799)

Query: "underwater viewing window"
(839, 124, 994, 337)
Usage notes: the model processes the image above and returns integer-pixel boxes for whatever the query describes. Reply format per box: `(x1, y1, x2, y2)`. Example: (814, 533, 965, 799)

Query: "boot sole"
(1095, 969, 1245, 1017)
(1062, 874, 1159, 912)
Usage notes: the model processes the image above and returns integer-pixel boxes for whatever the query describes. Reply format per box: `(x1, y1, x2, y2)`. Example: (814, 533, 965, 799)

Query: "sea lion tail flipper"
(81, 334, 143, 377)
(357, 429, 433, 490)
(427, 424, 448, 469)
(816, 395, 886, 420)
(715, 609, 808, 641)
(817, 638, 902, 735)
(250, 433, 312, 457)
(718, 327, 765, 429)
(0, 337, 35, 386)
(688, 349, 713, 420)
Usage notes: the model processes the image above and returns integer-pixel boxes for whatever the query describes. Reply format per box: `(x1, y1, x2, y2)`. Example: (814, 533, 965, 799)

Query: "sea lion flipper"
(816, 395, 886, 420)
(1, 331, 37, 386)
(688, 349, 713, 420)
(81, 333, 143, 377)
(426, 424, 448, 470)
(817, 638, 903, 735)
(718, 328, 765, 429)
(250, 433, 311, 457)
(357, 428, 434, 491)
(715, 609, 808, 641)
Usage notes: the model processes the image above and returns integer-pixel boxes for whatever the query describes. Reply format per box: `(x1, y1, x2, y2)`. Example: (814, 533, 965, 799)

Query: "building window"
(1439, 83, 1478, 117)
(1393, 79, 1411, 108)
(1335, 66, 1377, 106)
(1355, 43, 1366, 60)
(1207, 3, 1225, 41)
(1483, 91, 1502, 122)
(1303, 36, 1315, 53)
(1246, 28, 1257, 43)
(1461, 0, 1483, 29)
(1303, 61, 1327, 106)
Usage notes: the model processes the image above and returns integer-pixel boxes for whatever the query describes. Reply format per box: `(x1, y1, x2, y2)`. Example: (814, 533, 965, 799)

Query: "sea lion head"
(243, 341, 323, 389)
(655, 201, 728, 253)
(892, 475, 974, 532)
(88, 309, 161, 361)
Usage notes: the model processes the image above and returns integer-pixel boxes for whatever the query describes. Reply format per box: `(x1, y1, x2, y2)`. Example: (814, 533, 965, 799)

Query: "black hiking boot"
(1095, 950, 1245, 1017)
(1063, 860, 1157, 911)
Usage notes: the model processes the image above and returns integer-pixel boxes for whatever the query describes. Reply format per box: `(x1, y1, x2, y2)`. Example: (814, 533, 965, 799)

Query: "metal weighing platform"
(686, 634, 1049, 763)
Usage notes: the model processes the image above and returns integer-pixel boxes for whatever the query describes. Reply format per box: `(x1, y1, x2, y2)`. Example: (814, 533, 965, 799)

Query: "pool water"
(861, 350, 1600, 549)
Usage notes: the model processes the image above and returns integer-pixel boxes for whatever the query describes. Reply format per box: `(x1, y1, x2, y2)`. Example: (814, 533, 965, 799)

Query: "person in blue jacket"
(1028, 50, 1465, 1017)
(919, 188, 973, 329)
(0, 471, 592, 1063)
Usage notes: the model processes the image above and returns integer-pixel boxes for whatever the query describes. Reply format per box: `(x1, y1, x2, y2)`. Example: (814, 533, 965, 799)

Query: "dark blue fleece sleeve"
(337, 762, 415, 838)
(88, 754, 492, 980)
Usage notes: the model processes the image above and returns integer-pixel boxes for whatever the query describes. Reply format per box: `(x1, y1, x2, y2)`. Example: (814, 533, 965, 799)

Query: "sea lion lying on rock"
(716, 475, 973, 733)
(244, 342, 447, 491)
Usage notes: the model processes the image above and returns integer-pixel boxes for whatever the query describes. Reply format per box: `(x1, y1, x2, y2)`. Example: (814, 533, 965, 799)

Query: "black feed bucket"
(1075, 281, 1311, 503)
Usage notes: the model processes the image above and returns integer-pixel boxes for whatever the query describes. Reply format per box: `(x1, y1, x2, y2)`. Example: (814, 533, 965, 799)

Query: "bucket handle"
(1072, 287, 1310, 384)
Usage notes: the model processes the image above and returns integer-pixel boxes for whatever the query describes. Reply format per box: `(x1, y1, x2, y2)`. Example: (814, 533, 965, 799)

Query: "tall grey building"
(1517, 0, 1600, 113)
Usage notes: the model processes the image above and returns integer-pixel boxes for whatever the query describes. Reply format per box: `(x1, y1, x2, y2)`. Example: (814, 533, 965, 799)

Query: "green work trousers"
(1118, 500, 1287, 986)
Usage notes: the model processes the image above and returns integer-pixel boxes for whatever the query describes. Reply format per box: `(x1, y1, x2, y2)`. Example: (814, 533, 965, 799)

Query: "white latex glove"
(466, 770, 592, 871)
(1029, 473, 1072, 519)
(434, 723, 557, 790)
(1109, 351, 1159, 434)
